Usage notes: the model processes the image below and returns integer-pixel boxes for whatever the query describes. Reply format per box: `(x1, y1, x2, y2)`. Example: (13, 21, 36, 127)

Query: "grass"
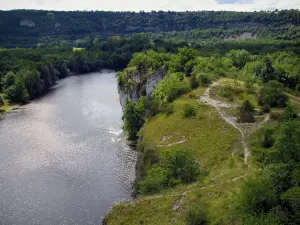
(72, 47, 85, 52)
(0, 93, 18, 117)
(210, 78, 259, 109)
(105, 85, 249, 224)
(105, 80, 300, 225)
(141, 87, 239, 170)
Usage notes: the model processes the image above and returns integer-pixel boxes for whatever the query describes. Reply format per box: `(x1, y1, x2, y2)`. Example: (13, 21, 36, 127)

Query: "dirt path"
(200, 82, 251, 164)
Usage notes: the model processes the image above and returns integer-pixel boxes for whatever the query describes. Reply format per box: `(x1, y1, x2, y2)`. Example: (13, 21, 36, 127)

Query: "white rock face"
(145, 69, 166, 97)
(20, 19, 35, 27)
(225, 32, 257, 41)
(118, 69, 166, 110)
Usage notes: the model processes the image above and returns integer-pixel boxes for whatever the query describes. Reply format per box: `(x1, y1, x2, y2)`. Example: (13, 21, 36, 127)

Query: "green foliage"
(122, 100, 143, 141)
(182, 104, 196, 118)
(243, 212, 282, 225)
(258, 81, 288, 108)
(164, 148, 200, 184)
(261, 129, 275, 148)
(239, 100, 255, 123)
(186, 205, 208, 225)
(139, 165, 170, 194)
(273, 119, 300, 163)
(226, 49, 251, 69)
(0, 95, 3, 106)
(139, 148, 200, 194)
(189, 75, 199, 89)
(153, 73, 190, 105)
(169, 47, 198, 75)
(237, 177, 277, 215)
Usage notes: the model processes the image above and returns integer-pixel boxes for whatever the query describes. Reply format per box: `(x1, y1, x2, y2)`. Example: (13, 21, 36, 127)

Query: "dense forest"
(0, 9, 300, 47)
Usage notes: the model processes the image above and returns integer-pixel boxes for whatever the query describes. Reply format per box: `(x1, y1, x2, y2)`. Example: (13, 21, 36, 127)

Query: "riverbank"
(0, 93, 18, 118)
(104, 77, 300, 224)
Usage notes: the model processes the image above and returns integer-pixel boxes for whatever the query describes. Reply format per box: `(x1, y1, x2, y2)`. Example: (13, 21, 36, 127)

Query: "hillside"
(0, 10, 300, 47)
(104, 47, 300, 224)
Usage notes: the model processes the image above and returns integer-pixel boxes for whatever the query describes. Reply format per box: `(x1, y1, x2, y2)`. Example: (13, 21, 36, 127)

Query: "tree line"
(0, 9, 300, 48)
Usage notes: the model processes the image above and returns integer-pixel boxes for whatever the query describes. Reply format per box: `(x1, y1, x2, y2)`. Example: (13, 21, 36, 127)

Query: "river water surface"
(0, 71, 137, 225)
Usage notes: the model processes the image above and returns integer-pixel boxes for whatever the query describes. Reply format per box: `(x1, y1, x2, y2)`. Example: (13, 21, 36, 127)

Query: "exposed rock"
(172, 192, 186, 212)
(20, 19, 35, 27)
(225, 32, 257, 41)
(55, 23, 60, 28)
(118, 68, 166, 110)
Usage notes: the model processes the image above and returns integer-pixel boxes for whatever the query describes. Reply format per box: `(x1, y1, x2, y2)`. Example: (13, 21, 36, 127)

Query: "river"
(0, 71, 137, 225)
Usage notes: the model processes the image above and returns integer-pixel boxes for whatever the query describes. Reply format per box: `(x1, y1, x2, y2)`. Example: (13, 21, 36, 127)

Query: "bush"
(238, 100, 255, 123)
(122, 100, 143, 140)
(190, 75, 199, 89)
(0, 95, 4, 106)
(262, 105, 271, 113)
(258, 81, 288, 108)
(270, 111, 283, 121)
(182, 104, 196, 118)
(139, 165, 170, 194)
(220, 85, 244, 101)
(261, 129, 275, 148)
(159, 103, 174, 115)
(237, 178, 277, 214)
(186, 205, 208, 225)
(153, 73, 190, 104)
(164, 148, 200, 183)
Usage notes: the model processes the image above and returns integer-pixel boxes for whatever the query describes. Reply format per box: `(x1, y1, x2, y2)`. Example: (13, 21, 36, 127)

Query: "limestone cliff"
(118, 68, 166, 110)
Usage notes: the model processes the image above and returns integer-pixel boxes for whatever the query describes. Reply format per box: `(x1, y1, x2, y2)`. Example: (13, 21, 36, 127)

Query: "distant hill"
(0, 9, 299, 47)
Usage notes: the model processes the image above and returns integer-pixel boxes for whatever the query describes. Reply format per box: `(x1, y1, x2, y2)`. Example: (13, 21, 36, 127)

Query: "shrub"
(296, 83, 300, 92)
(261, 129, 275, 148)
(197, 73, 214, 86)
(122, 100, 143, 140)
(182, 104, 196, 118)
(262, 105, 271, 113)
(237, 178, 277, 214)
(0, 95, 4, 107)
(139, 165, 170, 194)
(139, 148, 200, 194)
(186, 205, 208, 225)
(190, 75, 199, 89)
(270, 111, 283, 121)
(220, 85, 244, 101)
(238, 100, 255, 123)
(159, 103, 174, 115)
(164, 148, 200, 183)
(258, 81, 288, 108)
(153, 73, 190, 105)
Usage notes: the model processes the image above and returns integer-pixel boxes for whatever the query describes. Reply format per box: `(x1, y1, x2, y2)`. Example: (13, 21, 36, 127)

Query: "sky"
(0, 0, 299, 12)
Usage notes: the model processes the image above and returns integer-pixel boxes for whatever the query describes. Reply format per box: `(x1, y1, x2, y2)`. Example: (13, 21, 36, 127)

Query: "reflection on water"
(0, 71, 137, 225)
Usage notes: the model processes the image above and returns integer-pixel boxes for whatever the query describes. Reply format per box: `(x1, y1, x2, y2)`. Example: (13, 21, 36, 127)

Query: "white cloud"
(0, 0, 299, 11)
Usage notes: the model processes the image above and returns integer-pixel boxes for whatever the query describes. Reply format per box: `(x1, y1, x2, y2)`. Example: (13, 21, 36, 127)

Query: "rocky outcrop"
(118, 68, 166, 110)
(224, 32, 258, 41)
(20, 19, 35, 27)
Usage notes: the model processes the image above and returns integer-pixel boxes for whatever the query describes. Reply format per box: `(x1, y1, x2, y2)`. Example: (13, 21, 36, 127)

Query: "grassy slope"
(105, 80, 300, 225)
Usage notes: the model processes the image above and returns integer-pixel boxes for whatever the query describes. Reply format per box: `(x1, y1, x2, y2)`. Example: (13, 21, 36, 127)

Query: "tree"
(237, 177, 277, 215)
(3, 71, 16, 88)
(139, 165, 170, 194)
(164, 148, 200, 183)
(226, 49, 251, 69)
(0, 95, 4, 107)
(273, 120, 300, 163)
(239, 100, 255, 123)
(182, 104, 196, 118)
(122, 100, 143, 140)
